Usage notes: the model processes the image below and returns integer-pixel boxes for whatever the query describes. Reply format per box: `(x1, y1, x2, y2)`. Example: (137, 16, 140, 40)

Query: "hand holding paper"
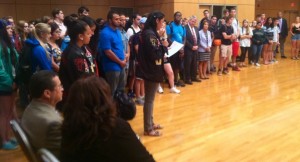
(167, 41, 184, 57)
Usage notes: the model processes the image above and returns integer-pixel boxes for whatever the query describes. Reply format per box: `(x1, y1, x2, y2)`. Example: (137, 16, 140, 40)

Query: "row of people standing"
(0, 8, 158, 162)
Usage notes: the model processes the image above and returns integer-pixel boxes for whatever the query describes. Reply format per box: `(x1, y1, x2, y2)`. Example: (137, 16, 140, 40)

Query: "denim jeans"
(105, 68, 126, 96)
(252, 44, 263, 63)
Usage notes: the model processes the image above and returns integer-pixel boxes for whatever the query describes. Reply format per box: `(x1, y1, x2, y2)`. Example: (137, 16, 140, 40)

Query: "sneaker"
(157, 85, 164, 94)
(170, 87, 180, 94)
(232, 66, 241, 71)
(176, 80, 186, 87)
(255, 63, 261, 67)
(222, 70, 228, 75)
(9, 137, 18, 145)
(2, 141, 18, 150)
(135, 97, 145, 105)
(223, 68, 229, 75)
(217, 70, 222, 76)
(250, 61, 254, 65)
(281, 55, 287, 58)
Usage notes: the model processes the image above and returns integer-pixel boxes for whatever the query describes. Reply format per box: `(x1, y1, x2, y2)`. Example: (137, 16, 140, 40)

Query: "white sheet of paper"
(167, 41, 184, 57)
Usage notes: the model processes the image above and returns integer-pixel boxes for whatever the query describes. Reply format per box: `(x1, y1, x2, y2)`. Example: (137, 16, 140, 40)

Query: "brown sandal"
(144, 130, 162, 136)
(153, 124, 163, 130)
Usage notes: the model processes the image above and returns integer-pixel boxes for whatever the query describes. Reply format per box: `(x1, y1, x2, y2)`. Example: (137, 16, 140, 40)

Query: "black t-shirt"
(220, 24, 234, 45)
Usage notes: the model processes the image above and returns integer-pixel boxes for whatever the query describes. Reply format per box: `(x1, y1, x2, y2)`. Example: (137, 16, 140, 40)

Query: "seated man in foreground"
(21, 70, 63, 157)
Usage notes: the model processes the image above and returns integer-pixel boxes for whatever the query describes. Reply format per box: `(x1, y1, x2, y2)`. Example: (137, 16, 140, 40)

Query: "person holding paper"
(166, 12, 186, 87)
(157, 21, 180, 94)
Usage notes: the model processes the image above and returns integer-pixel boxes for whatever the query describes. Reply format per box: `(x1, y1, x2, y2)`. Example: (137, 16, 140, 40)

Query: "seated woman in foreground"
(60, 75, 155, 162)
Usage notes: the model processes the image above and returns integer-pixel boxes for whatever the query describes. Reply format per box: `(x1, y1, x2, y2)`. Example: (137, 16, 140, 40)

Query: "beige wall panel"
(16, 4, 51, 21)
(0, 0, 15, 4)
(174, 2, 202, 21)
(109, 0, 134, 7)
(50, 0, 81, 5)
(136, 7, 154, 16)
(0, 4, 16, 19)
(153, 3, 175, 21)
(237, 5, 255, 23)
(82, 0, 110, 6)
(15, 0, 50, 5)
(87, 6, 109, 20)
(135, 0, 160, 6)
(50, 5, 79, 16)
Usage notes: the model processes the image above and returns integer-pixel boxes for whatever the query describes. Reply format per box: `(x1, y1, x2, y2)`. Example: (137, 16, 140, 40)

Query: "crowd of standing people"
(0, 5, 300, 161)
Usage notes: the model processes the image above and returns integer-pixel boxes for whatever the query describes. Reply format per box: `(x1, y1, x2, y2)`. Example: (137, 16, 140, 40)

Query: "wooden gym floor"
(1, 47, 300, 162)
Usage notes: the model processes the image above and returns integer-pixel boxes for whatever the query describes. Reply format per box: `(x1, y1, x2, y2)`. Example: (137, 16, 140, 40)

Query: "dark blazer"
(279, 18, 288, 38)
(184, 24, 200, 53)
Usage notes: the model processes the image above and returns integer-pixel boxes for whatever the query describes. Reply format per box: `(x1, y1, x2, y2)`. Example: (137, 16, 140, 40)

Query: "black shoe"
(184, 80, 193, 85)
(281, 55, 287, 58)
(192, 78, 201, 82)
(175, 81, 186, 87)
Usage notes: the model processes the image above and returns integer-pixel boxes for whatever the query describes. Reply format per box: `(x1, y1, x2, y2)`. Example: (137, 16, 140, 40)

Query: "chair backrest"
(10, 120, 39, 162)
(38, 148, 60, 162)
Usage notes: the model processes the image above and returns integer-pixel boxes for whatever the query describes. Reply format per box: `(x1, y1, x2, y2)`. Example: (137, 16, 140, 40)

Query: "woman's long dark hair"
(62, 76, 116, 152)
(144, 11, 165, 38)
(80, 16, 100, 56)
(0, 20, 17, 66)
(265, 17, 274, 29)
(65, 19, 88, 43)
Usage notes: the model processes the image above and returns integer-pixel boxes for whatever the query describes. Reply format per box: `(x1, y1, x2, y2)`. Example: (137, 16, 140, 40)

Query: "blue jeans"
(252, 44, 263, 63)
(105, 68, 126, 96)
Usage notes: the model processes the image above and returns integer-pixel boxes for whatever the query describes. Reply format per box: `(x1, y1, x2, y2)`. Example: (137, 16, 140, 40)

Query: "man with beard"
(166, 11, 186, 87)
(99, 10, 127, 95)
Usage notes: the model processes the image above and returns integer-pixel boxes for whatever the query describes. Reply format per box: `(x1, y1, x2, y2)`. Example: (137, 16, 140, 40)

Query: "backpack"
(15, 43, 35, 85)
(114, 90, 136, 121)
(128, 31, 140, 60)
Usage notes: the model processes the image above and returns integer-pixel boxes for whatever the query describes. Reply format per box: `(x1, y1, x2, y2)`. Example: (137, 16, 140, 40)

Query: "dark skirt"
(197, 52, 210, 61)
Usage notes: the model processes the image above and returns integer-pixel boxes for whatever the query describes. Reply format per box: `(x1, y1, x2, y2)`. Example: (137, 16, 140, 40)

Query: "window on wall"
(110, 7, 134, 17)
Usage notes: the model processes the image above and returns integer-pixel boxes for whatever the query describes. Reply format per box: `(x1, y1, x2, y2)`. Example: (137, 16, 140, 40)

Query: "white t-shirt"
(239, 27, 253, 47)
(126, 25, 140, 38)
(54, 20, 67, 38)
(232, 18, 240, 42)
(273, 26, 280, 42)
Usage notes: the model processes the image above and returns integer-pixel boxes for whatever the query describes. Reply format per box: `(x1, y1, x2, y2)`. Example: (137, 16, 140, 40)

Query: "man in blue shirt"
(166, 11, 186, 87)
(99, 10, 127, 95)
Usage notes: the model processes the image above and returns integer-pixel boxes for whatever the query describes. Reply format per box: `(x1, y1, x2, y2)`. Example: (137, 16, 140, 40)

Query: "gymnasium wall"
(0, 0, 134, 21)
(255, 0, 299, 26)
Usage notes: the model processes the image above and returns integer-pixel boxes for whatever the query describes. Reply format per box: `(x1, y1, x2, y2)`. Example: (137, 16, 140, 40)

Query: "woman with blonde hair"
(290, 16, 300, 60)
(19, 23, 52, 108)
(239, 19, 253, 66)
(25, 23, 52, 71)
